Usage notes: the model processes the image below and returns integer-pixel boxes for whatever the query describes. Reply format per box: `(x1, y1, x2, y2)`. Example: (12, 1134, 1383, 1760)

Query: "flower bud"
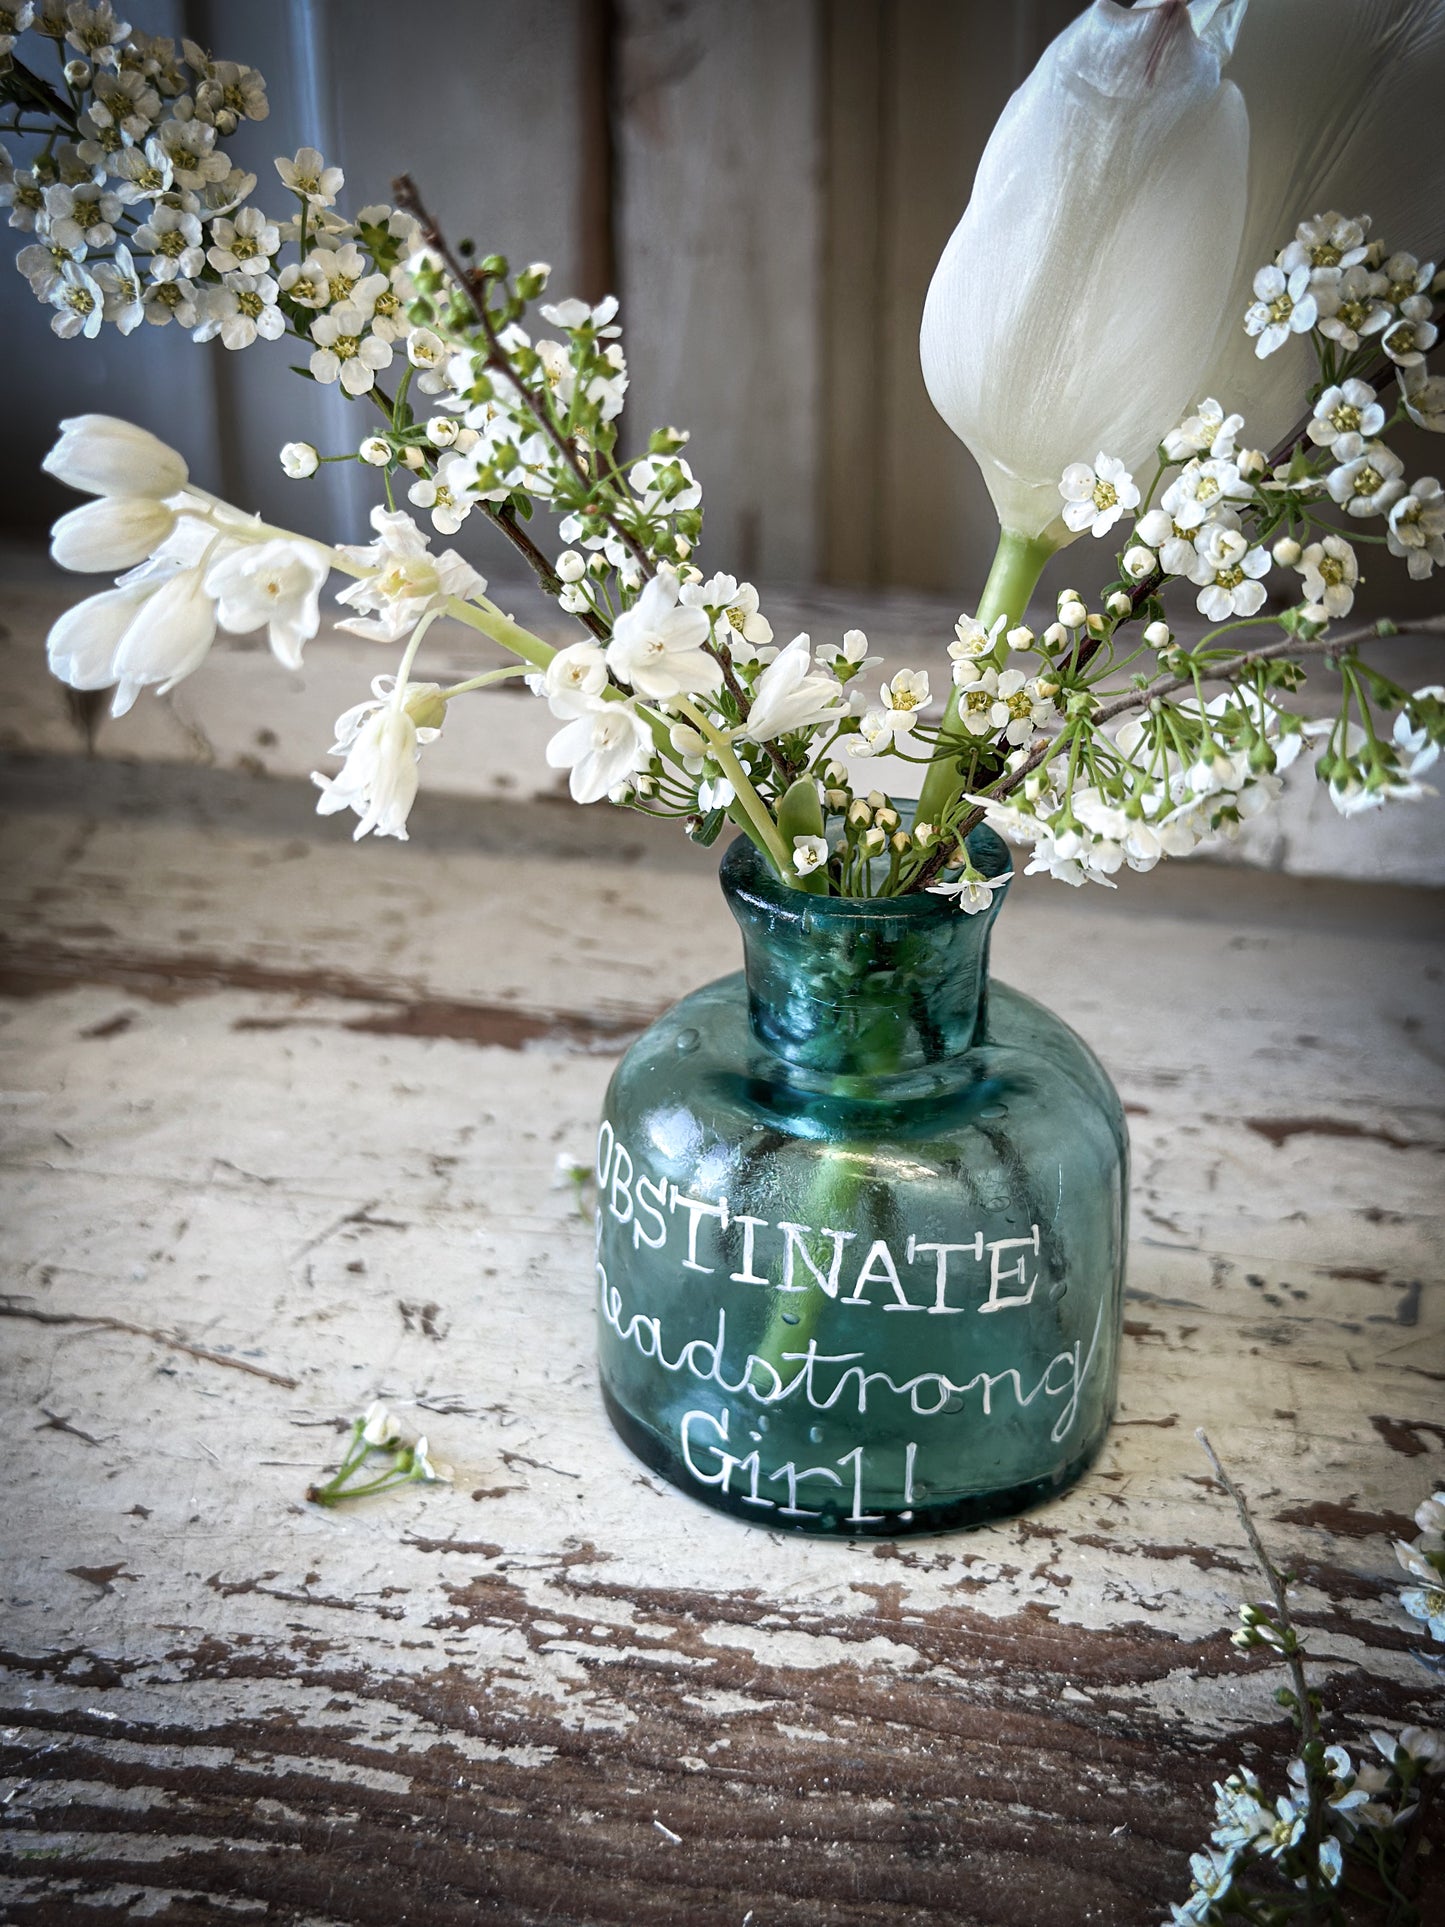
(1057, 592, 1086, 627)
(1237, 448, 1266, 480)
(281, 440, 319, 479)
(1085, 612, 1107, 639)
(1006, 624, 1035, 651)
(44, 415, 189, 499)
(847, 800, 872, 827)
(863, 825, 887, 854)
(359, 436, 392, 467)
(1272, 536, 1302, 567)
(874, 807, 900, 830)
(555, 549, 586, 583)
(1121, 545, 1154, 580)
(401, 445, 426, 471)
(1143, 619, 1171, 647)
(425, 416, 460, 447)
(1043, 621, 1068, 649)
(64, 59, 90, 85)
(866, 790, 888, 810)
(50, 495, 178, 572)
(1106, 591, 1131, 618)
(913, 821, 936, 845)
(891, 831, 911, 853)
(824, 761, 848, 785)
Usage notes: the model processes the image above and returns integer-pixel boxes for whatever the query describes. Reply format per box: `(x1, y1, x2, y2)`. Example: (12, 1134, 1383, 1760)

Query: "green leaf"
(775, 777, 828, 894)
(686, 808, 726, 848)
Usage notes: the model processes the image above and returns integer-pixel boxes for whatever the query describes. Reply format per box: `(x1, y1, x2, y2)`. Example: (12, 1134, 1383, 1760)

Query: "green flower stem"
(671, 694, 793, 878)
(915, 527, 1057, 833)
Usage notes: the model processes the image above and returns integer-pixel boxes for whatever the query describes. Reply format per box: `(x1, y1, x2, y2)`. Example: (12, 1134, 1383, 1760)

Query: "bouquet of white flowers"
(3, 0, 1443, 904)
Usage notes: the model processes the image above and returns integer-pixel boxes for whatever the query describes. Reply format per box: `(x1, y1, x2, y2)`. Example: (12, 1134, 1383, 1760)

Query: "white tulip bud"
(281, 441, 319, 479)
(50, 495, 178, 572)
(1143, 619, 1171, 647)
(556, 549, 586, 583)
(1272, 536, 1302, 567)
(359, 436, 392, 467)
(1106, 591, 1131, 618)
(44, 415, 189, 499)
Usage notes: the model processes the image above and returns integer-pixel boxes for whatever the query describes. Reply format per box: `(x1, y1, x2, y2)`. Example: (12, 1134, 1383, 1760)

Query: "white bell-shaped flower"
(42, 414, 189, 499)
(50, 494, 179, 572)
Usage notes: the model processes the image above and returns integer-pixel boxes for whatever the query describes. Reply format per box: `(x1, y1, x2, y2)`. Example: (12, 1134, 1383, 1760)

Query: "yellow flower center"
(1388, 278, 1417, 304)
(157, 229, 187, 258)
(375, 290, 400, 317)
(1354, 465, 1383, 497)
(1318, 555, 1347, 586)
(332, 334, 360, 360)
(1091, 479, 1118, 512)
(1329, 402, 1360, 434)
(1311, 241, 1342, 267)
(231, 233, 258, 260)
(1215, 565, 1245, 591)
(964, 690, 992, 714)
(328, 271, 356, 303)
(237, 289, 264, 318)
(1196, 475, 1220, 502)
(890, 688, 922, 711)
(1337, 299, 1370, 330)
(1006, 692, 1032, 719)
(66, 285, 95, 314)
(1267, 292, 1294, 325)
(1390, 325, 1417, 355)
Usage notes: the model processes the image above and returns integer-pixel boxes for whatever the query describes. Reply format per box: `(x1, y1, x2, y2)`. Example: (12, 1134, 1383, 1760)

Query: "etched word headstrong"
(595, 1120, 1116, 1530)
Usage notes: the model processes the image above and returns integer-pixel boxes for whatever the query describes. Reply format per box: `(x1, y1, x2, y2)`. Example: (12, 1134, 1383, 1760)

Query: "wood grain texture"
(1, 757, 1442, 1923)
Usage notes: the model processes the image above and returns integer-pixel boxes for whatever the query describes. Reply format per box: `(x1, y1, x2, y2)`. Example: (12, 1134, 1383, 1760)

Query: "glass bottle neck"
(720, 831, 1010, 1078)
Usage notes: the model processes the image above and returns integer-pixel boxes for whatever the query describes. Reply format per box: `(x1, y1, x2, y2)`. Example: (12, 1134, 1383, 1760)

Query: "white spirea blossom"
(280, 441, 319, 478)
(1059, 455, 1139, 537)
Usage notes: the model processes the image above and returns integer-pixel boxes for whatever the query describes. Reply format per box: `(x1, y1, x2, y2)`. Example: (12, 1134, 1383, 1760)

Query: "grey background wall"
(2, 0, 1089, 595)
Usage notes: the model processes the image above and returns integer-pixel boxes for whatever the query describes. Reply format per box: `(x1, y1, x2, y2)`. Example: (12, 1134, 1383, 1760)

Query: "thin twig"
(483, 502, 610, 643)
(391, 173, 656, 584)
(905, 613, 1444, 893)
(703, 640, 790, 785)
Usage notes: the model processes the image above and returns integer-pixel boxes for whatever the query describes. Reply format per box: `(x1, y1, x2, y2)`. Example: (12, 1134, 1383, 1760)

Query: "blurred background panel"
(2, 0, 1093, 593)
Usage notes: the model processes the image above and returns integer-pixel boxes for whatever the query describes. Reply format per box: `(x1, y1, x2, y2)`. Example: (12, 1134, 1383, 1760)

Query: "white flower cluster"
(41, 415, 497, 841)
(1169, 1480, 1445, 1926)
(13, 7, 1445, 904)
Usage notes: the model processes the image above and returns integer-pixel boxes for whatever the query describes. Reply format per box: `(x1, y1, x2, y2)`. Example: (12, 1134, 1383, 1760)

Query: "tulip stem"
(915, 527, 1056, 830)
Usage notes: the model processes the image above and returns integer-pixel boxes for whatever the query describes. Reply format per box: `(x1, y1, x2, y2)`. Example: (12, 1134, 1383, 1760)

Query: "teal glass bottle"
(595, 829, 1128, 1535)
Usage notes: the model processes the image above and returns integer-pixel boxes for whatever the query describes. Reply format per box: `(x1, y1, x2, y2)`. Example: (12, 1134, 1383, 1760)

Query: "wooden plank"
(614, 0, 822, 583)
(0, 766, 1441, 1921)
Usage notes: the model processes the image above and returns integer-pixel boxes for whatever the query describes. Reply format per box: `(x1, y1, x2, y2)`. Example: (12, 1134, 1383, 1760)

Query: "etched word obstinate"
(596, 1121, 1042, 1318)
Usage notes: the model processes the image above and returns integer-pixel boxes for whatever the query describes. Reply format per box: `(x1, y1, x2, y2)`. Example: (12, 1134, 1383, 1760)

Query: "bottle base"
(600, 1381, 1109, 1539)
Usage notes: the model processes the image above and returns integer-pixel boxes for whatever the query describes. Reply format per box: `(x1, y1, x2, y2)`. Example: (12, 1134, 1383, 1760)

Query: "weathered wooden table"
(2, 651, 1443, 1922)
